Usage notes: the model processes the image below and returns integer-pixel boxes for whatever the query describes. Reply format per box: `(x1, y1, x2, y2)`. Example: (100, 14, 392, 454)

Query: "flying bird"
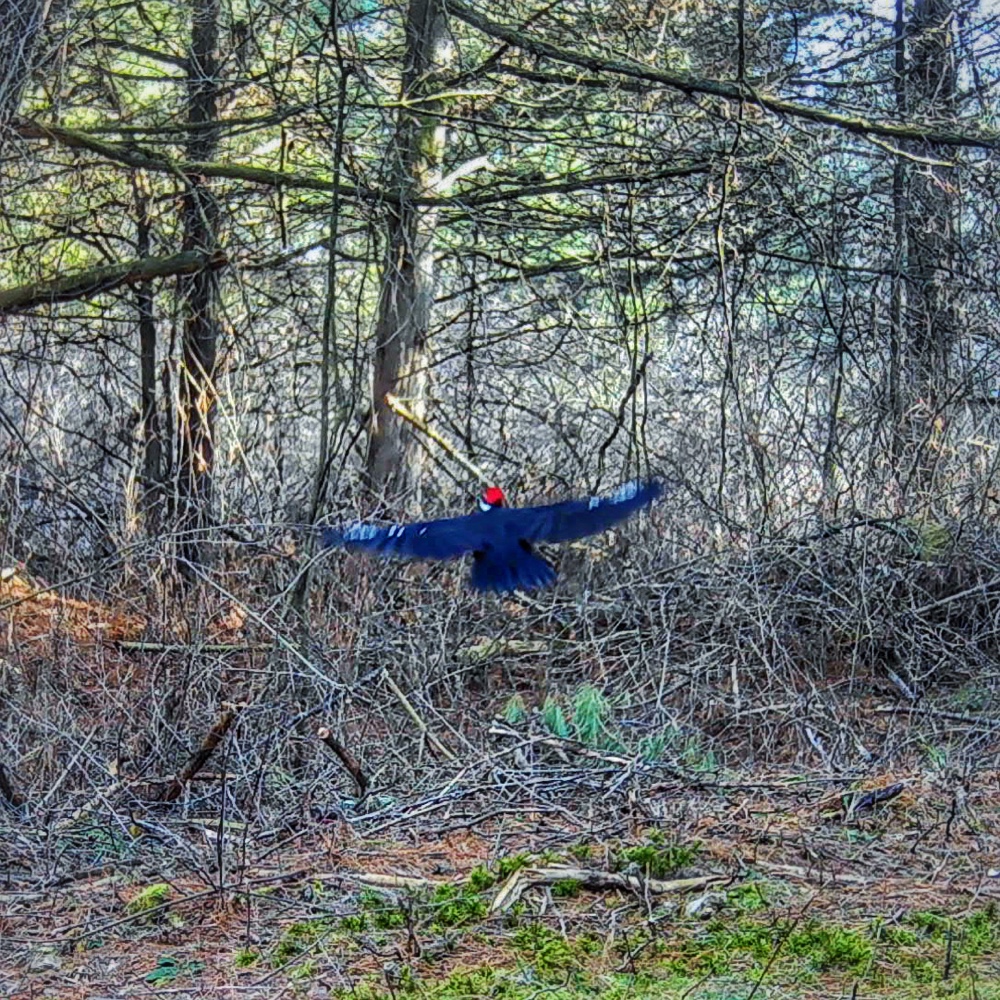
(322, 479, 662, 593)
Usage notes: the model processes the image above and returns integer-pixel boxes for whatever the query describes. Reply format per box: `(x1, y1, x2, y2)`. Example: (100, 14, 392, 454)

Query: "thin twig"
(382, 669, 457, 761)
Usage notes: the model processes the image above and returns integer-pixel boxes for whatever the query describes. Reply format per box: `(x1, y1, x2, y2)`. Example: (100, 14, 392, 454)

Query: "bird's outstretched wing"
(322, 511, 487, 562)
(507, 479, 662, 544)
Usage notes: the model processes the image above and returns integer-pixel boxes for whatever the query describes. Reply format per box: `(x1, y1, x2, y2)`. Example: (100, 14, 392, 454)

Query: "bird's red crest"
(483, 486, 505, 507)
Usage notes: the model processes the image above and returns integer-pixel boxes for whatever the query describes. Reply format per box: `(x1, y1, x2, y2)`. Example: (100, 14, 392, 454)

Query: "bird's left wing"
(508, 479, 662, 545)
(322, 511, 487, 562)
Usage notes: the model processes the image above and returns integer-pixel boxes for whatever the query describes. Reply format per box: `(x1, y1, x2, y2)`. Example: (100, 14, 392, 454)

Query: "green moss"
(726, 881, 771, 913)
(289, 958, 317, 980)
(424, 966, 516, 1000)
(902, 954, 943, 984)
(468, 865, 498, 890)
(340, 887, 409, 932)
(496, 854, 530, 879)
(127, 882, 171, 914)
(430, 882, 488, 929)
(271, 918, 335, 967)
(909, 910, 950, 938)
(705, 919, 774, 963)
(512, 923, 580, 979)
(551, 878, 582, 898)
(784, 921, 873, 973)
(615, 832, 701, 879)
(870, 918, 918, 947)
(961, 904, 998, 954)
(326, 880, 1000, 1000)
(233, 948, 260, 968)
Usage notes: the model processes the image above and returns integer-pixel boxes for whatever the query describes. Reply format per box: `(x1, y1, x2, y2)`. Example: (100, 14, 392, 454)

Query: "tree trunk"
(898, 0, 958, 499)
(176, 0, 221, 569)
(365, 0, 451, 502)
(134, 175, 164, 530)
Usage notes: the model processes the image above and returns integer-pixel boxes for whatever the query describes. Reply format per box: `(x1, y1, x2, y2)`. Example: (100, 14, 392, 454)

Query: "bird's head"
(479, 485, 505, 512)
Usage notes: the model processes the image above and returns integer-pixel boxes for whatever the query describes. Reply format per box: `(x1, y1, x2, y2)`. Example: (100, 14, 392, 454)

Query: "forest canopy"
(2, 0, 997, 575)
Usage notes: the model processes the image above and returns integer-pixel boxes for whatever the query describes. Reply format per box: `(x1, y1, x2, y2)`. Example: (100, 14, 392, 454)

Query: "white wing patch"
(342, 522, 381, 541)
(587, 480, 639, 509)
(609, 480, 640, 504)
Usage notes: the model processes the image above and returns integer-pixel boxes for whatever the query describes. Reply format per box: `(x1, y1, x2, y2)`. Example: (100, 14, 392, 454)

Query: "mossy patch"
(271, 918, 337, 967)
(614, 829, 701, 879)
(126, 882, 171, 915)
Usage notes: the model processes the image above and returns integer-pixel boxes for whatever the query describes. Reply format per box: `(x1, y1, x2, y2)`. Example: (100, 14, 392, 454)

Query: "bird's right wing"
(512, 479, 662, 544)
(322, 511, 488, 562)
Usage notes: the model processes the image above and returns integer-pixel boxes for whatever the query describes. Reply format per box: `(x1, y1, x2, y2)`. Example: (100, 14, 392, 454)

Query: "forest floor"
(3, 764, 1000, 1000)
(3, 568, 1000, 999)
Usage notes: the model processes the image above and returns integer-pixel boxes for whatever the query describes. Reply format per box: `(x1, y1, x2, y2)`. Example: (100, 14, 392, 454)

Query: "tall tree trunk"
(887, 0, 907, 474)
(899, 0, 958, 499)
(365, 0, 451, 502)
(176, 0, 221, 570)
(133, 174, 163, 531)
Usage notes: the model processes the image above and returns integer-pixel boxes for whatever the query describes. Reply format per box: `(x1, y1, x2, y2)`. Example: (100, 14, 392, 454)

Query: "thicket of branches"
(2, 0, 1000, 822)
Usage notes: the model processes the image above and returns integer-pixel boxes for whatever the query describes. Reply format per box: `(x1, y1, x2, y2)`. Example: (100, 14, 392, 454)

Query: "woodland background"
(2, 0, 1000, 994)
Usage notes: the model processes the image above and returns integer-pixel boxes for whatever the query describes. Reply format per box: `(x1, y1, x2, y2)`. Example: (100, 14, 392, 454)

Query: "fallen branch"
(318, 865, 731, 909)
(457, 638, 547, 663)
(345, 872, 440, 890)
(873, 704, 1000, 729)
(159, 705, 242, 802)
(382, 670, 456, 761)
(490, 865, 732, 913)
(116, 641, 272, 653)
(317, 727, 369, 796)
(54, 778, 131, 831)
(845, 782, 906, 818)
(754, 862, 876, 887)
(489, 723, 635, 766)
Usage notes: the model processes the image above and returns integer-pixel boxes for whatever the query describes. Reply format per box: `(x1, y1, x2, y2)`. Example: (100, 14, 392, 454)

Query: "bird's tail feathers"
(471, 550, 556, 593)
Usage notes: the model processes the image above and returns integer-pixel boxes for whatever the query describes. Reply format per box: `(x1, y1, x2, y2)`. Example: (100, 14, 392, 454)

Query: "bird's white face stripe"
(478, 498, 493, 513)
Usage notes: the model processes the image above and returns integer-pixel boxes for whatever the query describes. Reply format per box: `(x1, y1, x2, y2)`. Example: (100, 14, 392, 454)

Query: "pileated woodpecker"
(323, 479, 662, 592)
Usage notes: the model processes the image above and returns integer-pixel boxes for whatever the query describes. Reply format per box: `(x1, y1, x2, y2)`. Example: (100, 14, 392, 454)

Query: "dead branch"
(345, 872, 439, 890)
(382, 669, 457, 761)
(384, 393, 488, 484)
(317, 727, 369, 796)
(115, 641, 272, 653)
(490, 865, 733, 913)
(320, 865, 731, 908)
(0, 761, 27, 808)
(158, 705, 241, 802)
(456, 638, 547, 663)
(0, 249, 227, 314)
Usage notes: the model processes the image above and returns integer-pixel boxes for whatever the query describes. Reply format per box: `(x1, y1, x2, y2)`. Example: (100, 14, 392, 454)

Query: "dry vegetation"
(4, 0, 1000, 996)
(3, 511, 1000, 998)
